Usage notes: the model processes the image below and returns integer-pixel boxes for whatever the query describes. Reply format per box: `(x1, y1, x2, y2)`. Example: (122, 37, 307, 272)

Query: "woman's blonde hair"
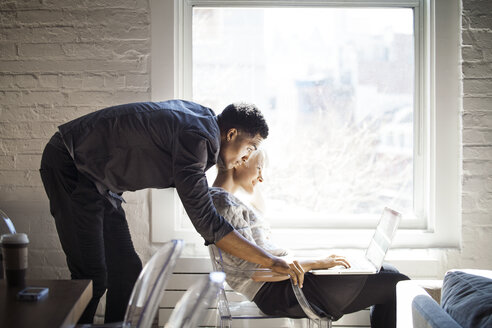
(243, 148, 268, 170)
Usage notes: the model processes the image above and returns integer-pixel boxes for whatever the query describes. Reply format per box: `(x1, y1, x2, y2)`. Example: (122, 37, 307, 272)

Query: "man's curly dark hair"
(217, 103, 269, 139)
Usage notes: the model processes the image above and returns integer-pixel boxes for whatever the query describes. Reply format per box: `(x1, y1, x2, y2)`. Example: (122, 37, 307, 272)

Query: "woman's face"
(233, 152, 264, 194)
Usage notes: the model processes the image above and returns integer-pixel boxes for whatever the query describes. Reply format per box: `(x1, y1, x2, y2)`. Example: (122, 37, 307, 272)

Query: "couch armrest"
(396, 280, 443, 328)
(412, 295, 461, 328)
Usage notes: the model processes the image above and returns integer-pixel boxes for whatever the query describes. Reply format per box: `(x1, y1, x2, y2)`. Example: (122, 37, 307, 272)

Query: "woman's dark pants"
(254, 264, 409, 328)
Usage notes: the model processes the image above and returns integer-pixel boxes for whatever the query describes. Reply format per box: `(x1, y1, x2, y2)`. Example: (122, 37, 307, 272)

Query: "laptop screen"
(365, 207, 401, 269)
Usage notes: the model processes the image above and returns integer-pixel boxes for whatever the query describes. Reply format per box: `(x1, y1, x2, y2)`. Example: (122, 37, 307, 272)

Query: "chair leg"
(216, 313, 230, 328)
(219, 318, 231, 328)
(307, 318, 331, 328)
(285, 318, 296, 328)
(322, 319, 332, 328)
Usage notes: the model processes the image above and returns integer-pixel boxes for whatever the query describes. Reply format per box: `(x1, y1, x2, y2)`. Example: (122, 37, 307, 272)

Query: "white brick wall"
(0, 0, 153, 322)
(461, 0, 492, 268)
(0, 0, 491, 324)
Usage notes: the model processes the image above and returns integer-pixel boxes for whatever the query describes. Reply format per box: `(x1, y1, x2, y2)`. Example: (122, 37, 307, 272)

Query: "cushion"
(441, 270, 492, 328)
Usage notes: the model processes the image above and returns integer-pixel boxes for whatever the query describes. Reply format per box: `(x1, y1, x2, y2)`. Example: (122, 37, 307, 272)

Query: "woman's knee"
(381, 263, 410, 281)
(381, 263, 399, 273)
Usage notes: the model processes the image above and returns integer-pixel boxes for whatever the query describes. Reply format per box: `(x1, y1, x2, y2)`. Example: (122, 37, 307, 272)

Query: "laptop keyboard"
(346, 256, 370, 271)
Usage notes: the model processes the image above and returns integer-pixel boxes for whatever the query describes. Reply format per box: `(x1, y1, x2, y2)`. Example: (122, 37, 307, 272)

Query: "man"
(39, 100, 301, 324)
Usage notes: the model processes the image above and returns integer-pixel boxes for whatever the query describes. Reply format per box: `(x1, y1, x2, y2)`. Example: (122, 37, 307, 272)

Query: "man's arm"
(172, 131, 304, 286)
(173, 131, 235, 244)
(249, 254, 351, 283)
(216, 230, 305, 287)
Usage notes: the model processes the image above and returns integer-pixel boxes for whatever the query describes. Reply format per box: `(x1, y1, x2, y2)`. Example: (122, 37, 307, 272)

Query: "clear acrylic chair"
(208, 245, 332, 328)
(78, 239, 184, 328)
(164, 271, 226, 328)
(0, 209, 17, 279)
(0, 209, 17, 234)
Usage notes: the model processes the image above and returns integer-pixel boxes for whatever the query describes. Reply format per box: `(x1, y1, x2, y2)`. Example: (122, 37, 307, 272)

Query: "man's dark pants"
(39, 132, 143, 323)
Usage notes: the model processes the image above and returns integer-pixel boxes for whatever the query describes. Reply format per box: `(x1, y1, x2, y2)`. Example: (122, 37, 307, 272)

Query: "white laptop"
(311, 207, 401, 275)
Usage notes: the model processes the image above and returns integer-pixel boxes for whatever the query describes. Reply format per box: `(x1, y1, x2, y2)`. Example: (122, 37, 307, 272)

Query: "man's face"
(219, 129, 263, 169)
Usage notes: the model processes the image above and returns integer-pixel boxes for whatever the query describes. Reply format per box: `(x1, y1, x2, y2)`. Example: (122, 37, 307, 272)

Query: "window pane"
(192, 7, 414, 226)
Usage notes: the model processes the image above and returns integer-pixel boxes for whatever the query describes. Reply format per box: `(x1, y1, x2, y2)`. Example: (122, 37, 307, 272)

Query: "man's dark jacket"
(57, 99, 233, 245)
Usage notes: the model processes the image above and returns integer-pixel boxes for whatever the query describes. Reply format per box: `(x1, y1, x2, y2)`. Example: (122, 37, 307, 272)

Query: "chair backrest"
(208, 245, 266, 277)
(0, 209, 16, 234)
(208, 245, 223, 272)
(123, 239, 184, 328)
(165, 271, 226, 328)
(207, 246, 234, 321)
(0, 209, 17, 280)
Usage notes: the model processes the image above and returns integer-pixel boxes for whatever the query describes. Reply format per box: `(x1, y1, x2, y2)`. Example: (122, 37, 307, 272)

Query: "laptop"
(311, 207, 401, 275)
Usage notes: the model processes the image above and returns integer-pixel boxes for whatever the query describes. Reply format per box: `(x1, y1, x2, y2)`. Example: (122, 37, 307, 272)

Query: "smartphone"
(17, 287, 49, 301)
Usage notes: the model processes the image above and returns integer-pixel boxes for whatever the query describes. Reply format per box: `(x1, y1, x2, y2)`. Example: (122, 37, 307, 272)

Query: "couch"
(397, 269, 492, 328)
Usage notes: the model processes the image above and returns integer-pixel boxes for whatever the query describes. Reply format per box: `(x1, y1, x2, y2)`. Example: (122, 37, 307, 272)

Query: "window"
(192, 6, 416, 230)
(151, 0, 460, 249)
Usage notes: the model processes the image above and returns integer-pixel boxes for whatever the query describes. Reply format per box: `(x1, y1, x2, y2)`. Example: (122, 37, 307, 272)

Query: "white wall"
(0, 0, 154, 321)
(460, 0, 492, 268)
(0, 0, 490, 321)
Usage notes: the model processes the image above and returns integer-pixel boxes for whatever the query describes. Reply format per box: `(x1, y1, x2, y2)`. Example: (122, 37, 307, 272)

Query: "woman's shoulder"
(209, 187, 242, 210)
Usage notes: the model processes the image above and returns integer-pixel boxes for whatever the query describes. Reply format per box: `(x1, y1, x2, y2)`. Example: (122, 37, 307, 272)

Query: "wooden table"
(0, 279, 92, 328)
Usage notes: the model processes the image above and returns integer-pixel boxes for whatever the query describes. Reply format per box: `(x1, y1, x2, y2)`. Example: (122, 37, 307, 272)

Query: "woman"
(209, 150, 409, 328)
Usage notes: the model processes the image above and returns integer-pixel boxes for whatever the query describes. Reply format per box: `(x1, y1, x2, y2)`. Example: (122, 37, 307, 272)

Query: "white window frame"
(150, 0, 460, 249)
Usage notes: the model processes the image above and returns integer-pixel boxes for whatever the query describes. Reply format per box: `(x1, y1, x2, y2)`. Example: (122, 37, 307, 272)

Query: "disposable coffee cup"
(1, 233, 29, 287)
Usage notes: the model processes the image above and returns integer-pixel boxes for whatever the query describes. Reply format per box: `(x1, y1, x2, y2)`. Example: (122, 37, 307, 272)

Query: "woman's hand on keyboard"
(315, 255, 351, 270)
(296, 255, 351, 276)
